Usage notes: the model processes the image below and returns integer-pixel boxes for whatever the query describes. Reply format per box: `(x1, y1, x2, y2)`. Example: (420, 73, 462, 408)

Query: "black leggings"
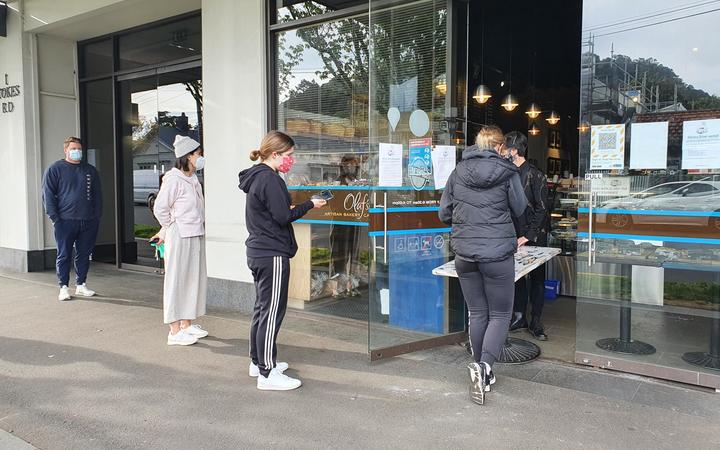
(455, 256, 515, 367)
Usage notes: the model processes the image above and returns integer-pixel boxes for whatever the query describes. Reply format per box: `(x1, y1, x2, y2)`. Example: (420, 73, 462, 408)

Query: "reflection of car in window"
(598, 179, 720, 230)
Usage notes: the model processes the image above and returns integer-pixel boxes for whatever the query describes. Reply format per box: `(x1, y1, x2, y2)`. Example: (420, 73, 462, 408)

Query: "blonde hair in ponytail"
(475, 125, 504, 150)
(250, 130, 295, 161)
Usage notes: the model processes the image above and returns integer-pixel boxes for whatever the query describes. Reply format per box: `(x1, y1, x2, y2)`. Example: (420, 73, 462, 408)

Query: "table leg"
(596, 303, 656, 355)
(682, 317, 720, 371)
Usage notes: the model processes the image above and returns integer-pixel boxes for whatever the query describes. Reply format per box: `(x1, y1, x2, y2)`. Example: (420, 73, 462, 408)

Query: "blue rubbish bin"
(544, 280, 561, 301)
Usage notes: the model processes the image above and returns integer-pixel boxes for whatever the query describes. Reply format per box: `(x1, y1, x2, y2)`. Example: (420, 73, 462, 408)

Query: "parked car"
(597, 180, 720, 230)
(133, 169, 160, 205)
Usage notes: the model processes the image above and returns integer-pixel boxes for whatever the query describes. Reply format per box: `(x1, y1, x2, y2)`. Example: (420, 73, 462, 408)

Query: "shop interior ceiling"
(468, 0, 582, 149)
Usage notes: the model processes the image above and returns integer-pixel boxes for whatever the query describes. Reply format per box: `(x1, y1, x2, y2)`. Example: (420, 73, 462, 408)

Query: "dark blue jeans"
(53, 219, 99, 287)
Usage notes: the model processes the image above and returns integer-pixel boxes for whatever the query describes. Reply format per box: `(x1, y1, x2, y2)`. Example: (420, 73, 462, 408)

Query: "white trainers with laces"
(182, 324, 209, 338)
(249, 361, 288, 377)
(167, 329, 198, 346)
(256, 368, 302, 391)
(58, 285, 71, 301)
(75, 284, 96, 297)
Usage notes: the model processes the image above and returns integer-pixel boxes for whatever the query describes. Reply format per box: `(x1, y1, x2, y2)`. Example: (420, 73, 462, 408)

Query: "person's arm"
(438, 172, 456, 225)
(42, 166, 60, 223)
(92, 167, 103, 220)
(152, 175, 178, 235)
(263, 176, 314, 225)
(508, 173, 528, 218)
(525, 170, 548, 242)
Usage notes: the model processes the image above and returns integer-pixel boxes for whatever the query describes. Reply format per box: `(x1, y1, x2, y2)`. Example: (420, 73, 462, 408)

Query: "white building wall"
(0, 3, 33, 270)
(202, 0, 266, 309)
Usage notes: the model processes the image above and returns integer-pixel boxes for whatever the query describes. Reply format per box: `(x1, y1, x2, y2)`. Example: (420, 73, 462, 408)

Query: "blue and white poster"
(408, 138, 432, 190)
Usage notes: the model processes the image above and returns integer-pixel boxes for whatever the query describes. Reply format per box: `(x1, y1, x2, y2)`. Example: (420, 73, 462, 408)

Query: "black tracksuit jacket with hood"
(238, 164, 314, 258)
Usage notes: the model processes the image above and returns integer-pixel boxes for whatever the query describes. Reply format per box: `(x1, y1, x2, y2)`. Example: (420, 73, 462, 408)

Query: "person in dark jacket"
(502, 131, 550, 340)
(439, 125, 527, 404)
(42, 137, 102, 301)
(238, 130, 326, 391)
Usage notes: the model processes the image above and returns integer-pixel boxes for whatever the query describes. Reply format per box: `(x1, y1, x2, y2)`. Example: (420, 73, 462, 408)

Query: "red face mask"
(277, 154, 295, 173)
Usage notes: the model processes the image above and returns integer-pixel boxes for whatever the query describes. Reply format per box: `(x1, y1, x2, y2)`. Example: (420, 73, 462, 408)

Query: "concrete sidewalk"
(1, 265, 719, 450)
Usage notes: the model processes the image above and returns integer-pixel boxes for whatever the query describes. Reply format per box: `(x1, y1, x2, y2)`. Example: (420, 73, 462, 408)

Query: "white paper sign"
(682, 119, 720, 169)
(431, 145, 456, 189)
(630, 122, 668, 169)
(378, 143, 403, 187)
(590, 124, 625, 170)
(591, 176, 631, 197)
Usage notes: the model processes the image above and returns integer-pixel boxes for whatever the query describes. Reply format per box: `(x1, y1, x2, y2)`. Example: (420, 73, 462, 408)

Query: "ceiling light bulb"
(501, 94, 519, 112)
(473, 84, 492, 104)
(526, 103, 541, 119)
(546, 110, 560, 125)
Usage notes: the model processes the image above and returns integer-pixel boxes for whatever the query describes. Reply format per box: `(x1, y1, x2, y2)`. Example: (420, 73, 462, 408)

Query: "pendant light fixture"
(473, 14, 491, 104)
(501, 29, 517, 112)
(546, 110, 560, 125)
(525, 50, 541, 118)
(526, 103, 541, 119)
(529, 123, 541, 136)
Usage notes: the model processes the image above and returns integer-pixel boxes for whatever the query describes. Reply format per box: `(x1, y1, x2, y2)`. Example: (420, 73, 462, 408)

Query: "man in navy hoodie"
(42, 137, 102, 301)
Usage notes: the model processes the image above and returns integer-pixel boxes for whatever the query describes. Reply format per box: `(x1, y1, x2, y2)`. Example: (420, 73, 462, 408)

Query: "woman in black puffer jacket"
(439, 125, 527, 405)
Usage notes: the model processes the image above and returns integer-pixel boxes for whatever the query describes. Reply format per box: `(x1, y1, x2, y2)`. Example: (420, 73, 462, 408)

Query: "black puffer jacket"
(439, 145, 528, 263)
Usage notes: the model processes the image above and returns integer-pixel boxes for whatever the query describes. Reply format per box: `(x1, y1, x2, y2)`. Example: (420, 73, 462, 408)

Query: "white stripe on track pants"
(248, 255, 290, 378)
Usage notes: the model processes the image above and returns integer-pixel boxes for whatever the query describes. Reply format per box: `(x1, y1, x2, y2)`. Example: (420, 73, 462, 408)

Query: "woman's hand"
(311, 198, 327, 209)
(150, 232, 165, 245)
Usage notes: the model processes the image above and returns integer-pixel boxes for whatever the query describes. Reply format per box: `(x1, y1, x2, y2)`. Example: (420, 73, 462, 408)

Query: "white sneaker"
(75, 284, 95, 297)
(182, 324, 209, 338)
(167, 329, 198, 346)
(249, 361, 289, 377)
(257, 368, 302, 391)
(58, 285, 71, 301)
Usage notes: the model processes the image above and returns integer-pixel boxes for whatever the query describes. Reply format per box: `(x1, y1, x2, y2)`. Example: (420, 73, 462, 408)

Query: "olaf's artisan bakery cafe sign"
(1, 74, 21, 114)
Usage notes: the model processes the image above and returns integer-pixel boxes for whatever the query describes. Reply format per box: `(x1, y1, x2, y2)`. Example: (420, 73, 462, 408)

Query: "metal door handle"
(588, 191, 596, 266)
(372, 191, 388, 264)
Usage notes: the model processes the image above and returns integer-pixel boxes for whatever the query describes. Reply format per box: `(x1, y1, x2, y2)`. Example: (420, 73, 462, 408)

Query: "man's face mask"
(68, 148, 82, 162)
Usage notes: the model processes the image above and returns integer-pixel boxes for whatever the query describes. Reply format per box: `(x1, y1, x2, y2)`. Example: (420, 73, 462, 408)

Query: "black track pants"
(248, 256, 290, 378)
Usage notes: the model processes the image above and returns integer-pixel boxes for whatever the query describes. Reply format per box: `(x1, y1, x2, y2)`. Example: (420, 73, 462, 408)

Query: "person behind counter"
(439, 125, 527, 404)
(501, 131, 550, 341)
(238, 130, 327, 391)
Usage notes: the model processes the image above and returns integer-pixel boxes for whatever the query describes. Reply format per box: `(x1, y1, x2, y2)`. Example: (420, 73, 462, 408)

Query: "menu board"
(682, 119, 720, 169)
(590, 124, 625, 170)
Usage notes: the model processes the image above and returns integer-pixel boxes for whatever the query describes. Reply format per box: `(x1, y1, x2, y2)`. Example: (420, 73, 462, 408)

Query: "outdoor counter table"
(433, 246, 561, 363)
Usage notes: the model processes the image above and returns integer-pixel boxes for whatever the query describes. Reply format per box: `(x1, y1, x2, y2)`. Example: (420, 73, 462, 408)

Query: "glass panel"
(275, 0, 367, 24)
(81, 39, 113, 78)
(118, 15, 201, 71)
(119, 75, 162, 267)
(276, 14, 371, 318)
(118, 68, 203, 268)
(83, 79, 116, 263)
(577, 1, 720, 386)
(367, 0, 467, 354)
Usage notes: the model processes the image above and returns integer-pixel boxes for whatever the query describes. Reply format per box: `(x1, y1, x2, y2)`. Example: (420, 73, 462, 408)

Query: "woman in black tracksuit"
(238, 130, 326, 391)
(439, 125, 527, 404)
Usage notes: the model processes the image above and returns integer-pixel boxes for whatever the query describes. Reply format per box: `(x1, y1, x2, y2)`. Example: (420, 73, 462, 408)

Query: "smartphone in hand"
(312, 190, 334, 201)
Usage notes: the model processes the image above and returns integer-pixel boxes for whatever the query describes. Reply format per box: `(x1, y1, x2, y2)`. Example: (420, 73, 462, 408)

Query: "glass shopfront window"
(577, 0, 720, 387)
(272, 0, 469, 356)
(275, 11, 371, 318)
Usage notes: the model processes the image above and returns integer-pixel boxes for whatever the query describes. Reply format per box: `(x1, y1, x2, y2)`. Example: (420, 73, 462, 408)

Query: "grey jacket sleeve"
(438, 171, 456, 225)
(508, 173, 528, 218)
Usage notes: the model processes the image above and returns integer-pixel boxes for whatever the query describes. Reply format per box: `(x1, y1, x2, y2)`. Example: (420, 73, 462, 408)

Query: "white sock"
(514, 312, 523, 321)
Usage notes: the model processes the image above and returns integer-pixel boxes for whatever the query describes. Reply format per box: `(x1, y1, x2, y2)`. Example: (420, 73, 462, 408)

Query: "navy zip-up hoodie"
(42, 160, 102, 223)
(238, 164, 314, 258)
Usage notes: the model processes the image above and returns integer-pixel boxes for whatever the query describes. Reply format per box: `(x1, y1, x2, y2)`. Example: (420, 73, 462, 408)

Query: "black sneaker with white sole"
(468, 362, 487, 405)
(482, 362, 496, 390)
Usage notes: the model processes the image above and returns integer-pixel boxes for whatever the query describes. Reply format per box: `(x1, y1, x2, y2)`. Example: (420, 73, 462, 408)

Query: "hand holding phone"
(311, 190, 334, 201)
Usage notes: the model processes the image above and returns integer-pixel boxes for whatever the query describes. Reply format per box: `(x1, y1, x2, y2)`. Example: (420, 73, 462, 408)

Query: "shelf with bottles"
(548, 180, 580, 256)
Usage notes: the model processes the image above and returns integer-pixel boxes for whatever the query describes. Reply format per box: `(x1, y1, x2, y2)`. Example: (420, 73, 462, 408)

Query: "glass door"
(367, 0, 468, 359)
(575, 0, 720, 388)
(118, 65, 202, 270)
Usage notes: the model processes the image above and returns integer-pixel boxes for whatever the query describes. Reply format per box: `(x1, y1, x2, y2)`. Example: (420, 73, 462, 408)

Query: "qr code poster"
(590, 124, 625, 170)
